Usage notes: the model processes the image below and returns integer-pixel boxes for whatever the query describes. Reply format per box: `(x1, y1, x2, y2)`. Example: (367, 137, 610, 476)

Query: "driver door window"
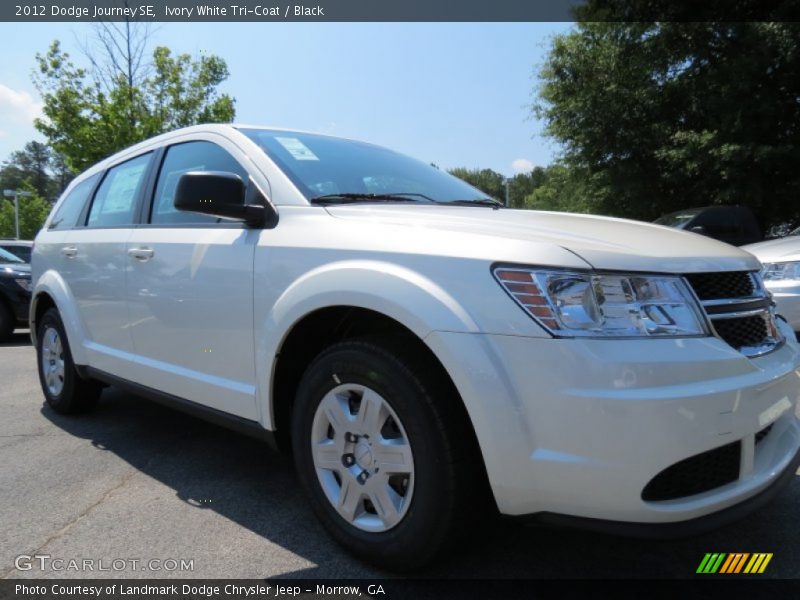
(151, 141, 248, 224)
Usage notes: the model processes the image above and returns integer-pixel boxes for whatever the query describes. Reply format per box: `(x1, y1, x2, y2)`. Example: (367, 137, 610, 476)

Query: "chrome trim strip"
(738, 338, 785, 358)
(708, 306, 769, 321)
(700, 296, 767, 307)
(707, 308, 770, 321)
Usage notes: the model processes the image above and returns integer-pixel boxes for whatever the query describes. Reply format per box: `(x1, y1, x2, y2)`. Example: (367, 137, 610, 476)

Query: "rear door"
(124, 138, 259, 420)
(68, 153, 153, 375)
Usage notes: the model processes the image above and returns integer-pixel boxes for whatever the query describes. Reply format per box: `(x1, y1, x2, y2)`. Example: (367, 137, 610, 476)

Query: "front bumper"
(1, 284, 31, 323)
(425, 318, 800, 525)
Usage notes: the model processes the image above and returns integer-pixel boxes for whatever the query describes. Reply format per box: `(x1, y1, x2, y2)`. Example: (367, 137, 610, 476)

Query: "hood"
(1, 263, 30, 276)
(742, 236, 800, 263)
(326, 205, 760, 273)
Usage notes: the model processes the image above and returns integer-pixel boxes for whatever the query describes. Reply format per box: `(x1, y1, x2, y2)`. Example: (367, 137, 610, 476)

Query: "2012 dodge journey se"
(30, 125, 800, 569)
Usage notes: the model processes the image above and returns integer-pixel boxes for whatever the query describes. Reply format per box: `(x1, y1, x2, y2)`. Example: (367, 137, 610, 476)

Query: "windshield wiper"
(310, 192, 434, 205)
(446, 198, 504, 208)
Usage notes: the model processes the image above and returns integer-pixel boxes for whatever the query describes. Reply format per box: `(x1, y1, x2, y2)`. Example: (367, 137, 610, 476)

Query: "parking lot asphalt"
(1, 331, 798, 580)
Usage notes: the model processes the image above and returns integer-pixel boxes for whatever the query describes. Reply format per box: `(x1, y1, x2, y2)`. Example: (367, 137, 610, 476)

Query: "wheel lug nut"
(342, 453, 355, 466)
(345, 432, 359, 443)
(357, 471, 369, 484)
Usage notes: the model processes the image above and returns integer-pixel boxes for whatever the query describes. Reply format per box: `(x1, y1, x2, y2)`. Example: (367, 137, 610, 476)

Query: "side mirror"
(689, 225, 707, 235)
(174, 171, 271, 227)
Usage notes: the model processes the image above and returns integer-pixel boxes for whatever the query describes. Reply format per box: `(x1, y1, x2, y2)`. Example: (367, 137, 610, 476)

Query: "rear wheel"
(292, 338, 476, 570)
(36, 308, 102, 414)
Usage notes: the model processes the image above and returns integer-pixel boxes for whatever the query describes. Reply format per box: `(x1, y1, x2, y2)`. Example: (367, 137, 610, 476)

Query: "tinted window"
(242, 129, 490, 204)
(49, 174, 99, 230)
(0, 245, 31, 262)
(654, 208, 702, 228)
(0, 247, 24, 265)
(151, 141, 248, 224)
(87, 154, 151, 227)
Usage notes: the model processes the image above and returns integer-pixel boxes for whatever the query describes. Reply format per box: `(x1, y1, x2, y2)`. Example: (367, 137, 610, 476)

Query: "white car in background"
(745, 231, 800, 335)
(29, 125, 800, 569)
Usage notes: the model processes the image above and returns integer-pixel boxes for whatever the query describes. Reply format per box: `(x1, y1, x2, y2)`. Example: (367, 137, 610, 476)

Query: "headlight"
(14, 278, 31, 292)
(762, 261, 800, 282)
(494, 267, 708, 338)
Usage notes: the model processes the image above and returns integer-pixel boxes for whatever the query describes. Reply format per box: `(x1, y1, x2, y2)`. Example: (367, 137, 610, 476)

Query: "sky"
(0, 22, 572, 176)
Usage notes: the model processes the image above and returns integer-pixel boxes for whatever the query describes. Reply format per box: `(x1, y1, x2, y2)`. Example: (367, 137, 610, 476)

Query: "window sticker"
(103, 163, 146, 213)
(275, 137, 319, 161)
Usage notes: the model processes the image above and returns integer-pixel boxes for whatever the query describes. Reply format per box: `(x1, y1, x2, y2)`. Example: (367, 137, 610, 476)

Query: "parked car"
(0, 239, 33, 263)
(654, 205, 762, 246)
(30, 125, 800, 569)
(0, 247, 31, 338)
(744, 234, 800, 335)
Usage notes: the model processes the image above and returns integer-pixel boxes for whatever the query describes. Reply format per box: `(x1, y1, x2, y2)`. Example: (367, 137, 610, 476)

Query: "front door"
(125, 140, 258, 420)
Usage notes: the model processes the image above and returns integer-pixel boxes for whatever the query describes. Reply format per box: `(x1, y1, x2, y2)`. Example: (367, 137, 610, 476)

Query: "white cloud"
(0, 84, 43, 125)
(511, 158, 535, 173)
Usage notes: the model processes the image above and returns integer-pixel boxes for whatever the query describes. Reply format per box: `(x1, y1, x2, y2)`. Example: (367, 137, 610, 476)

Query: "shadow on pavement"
(41, 387, 800, 578)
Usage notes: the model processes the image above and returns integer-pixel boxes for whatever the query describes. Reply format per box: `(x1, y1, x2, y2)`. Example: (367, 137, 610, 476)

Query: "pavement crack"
(0, 467, 141, 579)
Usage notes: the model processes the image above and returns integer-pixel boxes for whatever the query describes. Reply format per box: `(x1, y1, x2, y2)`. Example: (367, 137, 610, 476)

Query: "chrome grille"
(684, 271, 782, 357)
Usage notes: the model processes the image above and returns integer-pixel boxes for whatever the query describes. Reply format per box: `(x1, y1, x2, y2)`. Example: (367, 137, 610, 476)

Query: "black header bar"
(3, 0, 799, 23)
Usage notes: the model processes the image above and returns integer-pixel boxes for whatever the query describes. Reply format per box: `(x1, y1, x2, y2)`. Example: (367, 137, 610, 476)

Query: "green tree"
(0, 142, 53, 199)
(508, 167, 549, 208)
(0, 185, 52, 239)
(524, 164, 605, 214)
(535, 18, 800, 228)
(33, 37, 235, 173)
(447, 167, 506, 202)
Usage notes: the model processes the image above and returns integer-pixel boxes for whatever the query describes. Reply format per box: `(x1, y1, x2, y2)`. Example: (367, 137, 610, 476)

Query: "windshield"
(242, 129, 494, 204)
(654, 208, 702, 228)
(0, 247, 24, 265)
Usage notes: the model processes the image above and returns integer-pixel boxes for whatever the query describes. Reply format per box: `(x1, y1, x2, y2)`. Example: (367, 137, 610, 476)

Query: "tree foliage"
(448, 166, 555, 208)
(33, 37, 236, 173)
(0, 185, 52, 240)
(0, 141, 71, 202)
(447, 167, 507, 203)
(535, 20, 800, 227)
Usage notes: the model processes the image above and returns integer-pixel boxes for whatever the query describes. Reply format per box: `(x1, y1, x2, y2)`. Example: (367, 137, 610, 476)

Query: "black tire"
(0, 301, 13, 340)
(36, 307, 102, 414)
(292, 338, 477, 570)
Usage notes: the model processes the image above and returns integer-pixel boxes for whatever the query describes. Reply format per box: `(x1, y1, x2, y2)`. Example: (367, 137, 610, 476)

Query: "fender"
(255, 260, 480, 429)
(30, 270, 89, 364)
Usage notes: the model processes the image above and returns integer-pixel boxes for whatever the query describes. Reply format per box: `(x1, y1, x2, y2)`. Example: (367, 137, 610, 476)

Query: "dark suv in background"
(654, 205, 762, 246)
(0, 240, 33, 263)
(0, 247, 31, 339)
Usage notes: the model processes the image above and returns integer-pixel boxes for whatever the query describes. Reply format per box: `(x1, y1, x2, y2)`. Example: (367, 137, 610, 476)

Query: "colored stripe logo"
(697, 553, 773, 574)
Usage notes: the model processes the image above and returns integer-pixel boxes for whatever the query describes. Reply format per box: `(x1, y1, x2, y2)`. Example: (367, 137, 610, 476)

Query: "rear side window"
(48, 174, 99, 230)
(87, 153, 151, 228)
(151, 141, 248, 225)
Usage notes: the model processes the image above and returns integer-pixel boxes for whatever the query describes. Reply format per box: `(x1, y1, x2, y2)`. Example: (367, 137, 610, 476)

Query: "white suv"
(31, 125, 800, 569)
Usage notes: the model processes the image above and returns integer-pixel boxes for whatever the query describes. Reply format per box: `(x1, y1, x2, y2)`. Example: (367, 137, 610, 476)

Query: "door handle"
(127, 247, 155, 261)
(61, 246, 77, 258)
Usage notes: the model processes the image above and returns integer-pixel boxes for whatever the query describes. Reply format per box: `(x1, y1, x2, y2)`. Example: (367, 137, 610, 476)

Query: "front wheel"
(292, 338, 474, 570)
